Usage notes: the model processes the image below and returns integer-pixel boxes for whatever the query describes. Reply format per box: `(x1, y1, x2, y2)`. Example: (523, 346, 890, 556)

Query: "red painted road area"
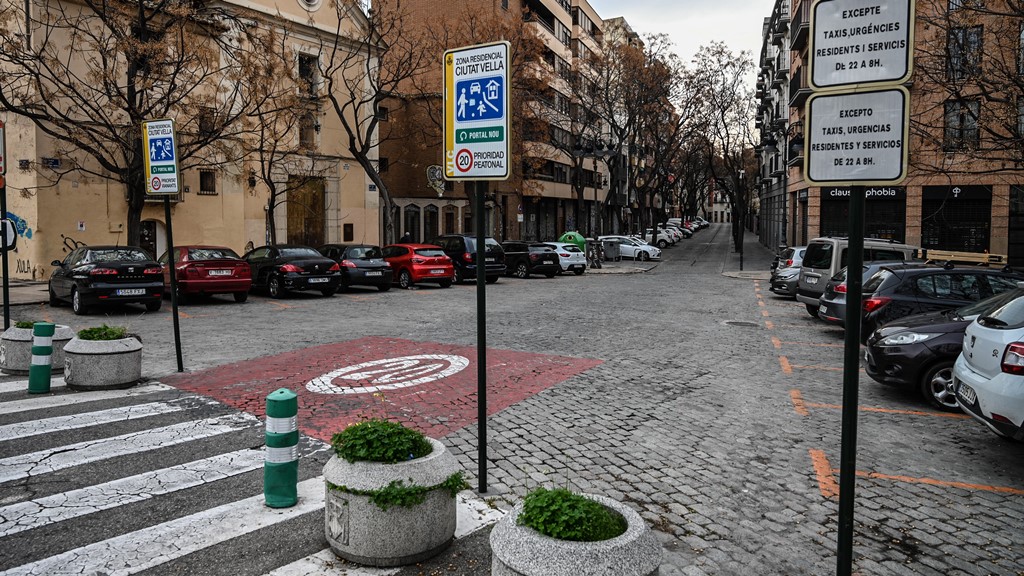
(163, 336, 602, 441)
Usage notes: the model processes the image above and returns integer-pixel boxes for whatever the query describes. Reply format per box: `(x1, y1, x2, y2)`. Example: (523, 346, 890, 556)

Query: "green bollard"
(27, 322, 56, 394)
(264, 388, 299, 508)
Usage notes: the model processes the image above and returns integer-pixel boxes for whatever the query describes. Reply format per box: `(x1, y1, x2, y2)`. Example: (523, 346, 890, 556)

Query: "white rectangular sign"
(805, 87, 909, 185)
(443, 41, 510, 181)
(810, 0, 913, 90)
(142, 119, 180, 195)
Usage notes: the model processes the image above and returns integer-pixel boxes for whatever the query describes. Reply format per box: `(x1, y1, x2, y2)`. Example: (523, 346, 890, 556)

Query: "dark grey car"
(816, 261, 906, 326)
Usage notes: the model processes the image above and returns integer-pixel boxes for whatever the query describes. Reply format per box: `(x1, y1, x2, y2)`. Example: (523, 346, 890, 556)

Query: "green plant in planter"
(327, 419, 468, 510)
(13, 321, 37, 329)
(77, 324, 129, 341)
(517, 488, 627, 542)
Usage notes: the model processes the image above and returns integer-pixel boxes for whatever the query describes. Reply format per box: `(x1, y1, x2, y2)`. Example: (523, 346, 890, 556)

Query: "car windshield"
(188, 248, 239, 261)
(279, 247, 321, 257)
(88, 249, 149, 262)
(347, 246, 382, 259)
(414, 248, 445, 257)
(964, 288, 1024, 325)
(803, 243, 833, 269)
(561, 245, 581, 253)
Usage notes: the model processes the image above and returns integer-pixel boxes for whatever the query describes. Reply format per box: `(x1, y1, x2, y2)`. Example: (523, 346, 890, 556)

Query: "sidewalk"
(0, 279, 49, 306)
(722, 228, 774, 280)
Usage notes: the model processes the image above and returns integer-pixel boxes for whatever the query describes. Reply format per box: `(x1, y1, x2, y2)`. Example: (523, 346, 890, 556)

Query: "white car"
(953, 287, 1024, 441)
(664, 224, 692, 239)
(641, 228, 674, 248)
(542, 242, 587, 275)
(599, 235, 661, 261)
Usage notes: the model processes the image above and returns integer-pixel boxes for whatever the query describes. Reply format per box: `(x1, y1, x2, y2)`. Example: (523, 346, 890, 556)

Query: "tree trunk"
(125, 166, 146, 247)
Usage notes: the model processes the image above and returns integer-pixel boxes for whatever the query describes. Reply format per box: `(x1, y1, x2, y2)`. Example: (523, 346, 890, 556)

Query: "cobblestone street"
(2, 224, 1022, 575)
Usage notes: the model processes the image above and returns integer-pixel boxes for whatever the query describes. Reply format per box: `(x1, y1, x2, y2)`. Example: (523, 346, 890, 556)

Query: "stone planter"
(63, 336, 143, 390)
(322, 437, 459, 567)
(490, 494, 662, 576)
(0, 325, 74, 375)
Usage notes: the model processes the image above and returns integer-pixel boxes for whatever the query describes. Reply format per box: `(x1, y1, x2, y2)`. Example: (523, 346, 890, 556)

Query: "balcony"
(791, 2, 810, 51)
(788, 67, 811, 107)
(771, 67, 788, 88)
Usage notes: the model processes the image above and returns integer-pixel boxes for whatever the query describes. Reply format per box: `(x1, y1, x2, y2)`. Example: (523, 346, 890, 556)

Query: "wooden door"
(287, 177, 326, 246)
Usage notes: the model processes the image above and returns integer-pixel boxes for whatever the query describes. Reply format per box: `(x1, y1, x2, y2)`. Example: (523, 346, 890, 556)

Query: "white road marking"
(0, 477, 325, 576)
(0, 448, 266, 537)
(264, 549, 398, 576)
(455, 490, 506, 538)
(0, 378, 66, 394)
(0, 412, 257, 483)
(0, 400, 186, 441)
(0, 383, 171, 415)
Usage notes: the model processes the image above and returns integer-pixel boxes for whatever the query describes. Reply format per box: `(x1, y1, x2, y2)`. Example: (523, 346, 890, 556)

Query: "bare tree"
(0, 0, 259, 245)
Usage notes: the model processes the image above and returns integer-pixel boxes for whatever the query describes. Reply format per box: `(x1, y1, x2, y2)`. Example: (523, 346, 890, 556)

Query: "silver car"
(769, 246, 806, 298)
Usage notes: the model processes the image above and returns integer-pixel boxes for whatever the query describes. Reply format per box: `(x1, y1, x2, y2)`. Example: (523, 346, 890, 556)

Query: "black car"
(318, 244, 392, 292)
(430, 234, 505, 284)
(860, 263, 1024, 340)
(243, 245, 342, 298)
(864, 287, 1024, 411)
(817, 261, 906, 326)
(501, 241, 559, 279)
(49, 246, 164, 315)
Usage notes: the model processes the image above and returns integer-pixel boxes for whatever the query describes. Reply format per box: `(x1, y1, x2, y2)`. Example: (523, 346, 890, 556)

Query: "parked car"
(318, 244, 393, 292)
(501, 241, 560, 278)
(381, 243, 454, 289)
(864, 288, 1024, 412)
(816, 261, 905, 325)
(859, 263, 1024, 341)
(599, 235, 661, 261)
(768, 246, 807, 298)
(953, 287, 1024, 440)
(158, 245, 251, 304)
(243, 244, 341, 298)
(663, 223, 692, 239)
(641, 228, 674, 249)
(49, 246, 164, 315)
(542, 242, 587, 275)
(430, 234, 505, 284)
(796, 236, 919, 317)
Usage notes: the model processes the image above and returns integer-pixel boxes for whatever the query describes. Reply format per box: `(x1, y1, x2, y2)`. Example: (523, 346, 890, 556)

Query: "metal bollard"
(264, 388, 299, 508)
(27, 322, 56, 394)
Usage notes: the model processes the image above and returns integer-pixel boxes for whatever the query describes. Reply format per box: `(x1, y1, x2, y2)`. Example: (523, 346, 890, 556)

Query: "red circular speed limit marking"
(151, 177, 161, 191)
(455, 149, 473, 173)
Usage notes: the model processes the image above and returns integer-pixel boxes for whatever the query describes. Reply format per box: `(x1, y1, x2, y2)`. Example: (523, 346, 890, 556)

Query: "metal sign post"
(0, 120, 8, 330)
(806, 2, 915, 574)
(142, 119, 184, 372)
(443, 41, 510, 494)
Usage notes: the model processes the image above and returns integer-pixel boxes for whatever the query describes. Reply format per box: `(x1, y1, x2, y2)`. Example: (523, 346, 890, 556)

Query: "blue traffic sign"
(455, 76, 504, 122)
(149, 138, 175, 162)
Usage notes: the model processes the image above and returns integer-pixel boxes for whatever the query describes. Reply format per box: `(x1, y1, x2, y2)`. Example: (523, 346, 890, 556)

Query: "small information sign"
(142, 119, 180, 195)
(443, 41, 510, 181)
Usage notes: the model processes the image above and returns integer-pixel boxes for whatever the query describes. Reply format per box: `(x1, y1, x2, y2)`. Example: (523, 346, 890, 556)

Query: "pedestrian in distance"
(399, 232, 413, 243)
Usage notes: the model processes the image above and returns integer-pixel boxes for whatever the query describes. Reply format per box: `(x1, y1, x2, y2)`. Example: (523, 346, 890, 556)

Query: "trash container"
(558, 231, 586, 253)
(601, 238, 620, 262)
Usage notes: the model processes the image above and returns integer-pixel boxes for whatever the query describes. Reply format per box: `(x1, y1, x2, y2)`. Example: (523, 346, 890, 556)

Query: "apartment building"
(377, 0, 628, 243)
(0, 0, 380, 280)
(756, 0, 1024, 263)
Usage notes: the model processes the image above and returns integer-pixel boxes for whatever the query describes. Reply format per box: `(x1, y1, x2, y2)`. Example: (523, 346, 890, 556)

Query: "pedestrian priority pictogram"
(455, 76, 504, 122)
(149, 138, 174, 162)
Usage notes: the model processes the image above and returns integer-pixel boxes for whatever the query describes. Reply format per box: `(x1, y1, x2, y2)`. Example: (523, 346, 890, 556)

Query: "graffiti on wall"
(61, 233, 86, 253)
(5, 212, 33, 240)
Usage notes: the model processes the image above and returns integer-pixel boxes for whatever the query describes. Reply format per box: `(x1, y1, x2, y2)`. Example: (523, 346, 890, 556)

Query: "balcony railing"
(788, 67, 811, 107)
(791, 2, 810, 50)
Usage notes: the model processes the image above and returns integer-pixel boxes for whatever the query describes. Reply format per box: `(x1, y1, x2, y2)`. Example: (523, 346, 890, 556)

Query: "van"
(795, 237, 919, 316)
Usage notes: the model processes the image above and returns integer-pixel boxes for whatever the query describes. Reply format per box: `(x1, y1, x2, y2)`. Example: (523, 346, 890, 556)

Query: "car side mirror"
(51, 259, 62, 267)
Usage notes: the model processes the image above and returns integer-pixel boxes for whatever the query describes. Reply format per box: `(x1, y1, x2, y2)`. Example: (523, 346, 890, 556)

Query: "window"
(1019, 24, 1024, 75)
(299, 113, 317, 148)
(944, 99, 980, 151)
(376, 106, 389, 121)
(377, 158, 389, 173)
(198, 107, 217, 138)
(948, 26, 982, 79)
(298, 53, 319, 96)
(199, 170, 217, 195)
(502, 0, 508, 9)
(1018, 97, 1024, 139)
(343, 223, 354, 242)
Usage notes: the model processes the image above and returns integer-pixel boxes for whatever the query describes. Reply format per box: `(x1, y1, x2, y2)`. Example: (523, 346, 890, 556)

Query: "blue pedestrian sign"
(455, 76, 504, 122)
(444, 41, 510, 181)
(149, 138, 175, 162)
(142, 119, 180, 195)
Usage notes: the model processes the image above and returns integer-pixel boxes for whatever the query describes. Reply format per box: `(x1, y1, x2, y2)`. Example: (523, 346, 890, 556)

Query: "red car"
(159, 245, 252, 303)
(381, 243, 454, 289)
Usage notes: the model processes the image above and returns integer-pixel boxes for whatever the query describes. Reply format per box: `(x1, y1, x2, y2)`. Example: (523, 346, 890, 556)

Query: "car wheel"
(233, 292, 249, 303)
(377, 284, 391, 292)
(268, 275, 285, 298)
(320, 288, 337, 297)
(453, 267, 463, 284)
(145, 300, 162, 312)
(399, 270, 414, 289)
(49, 286, 62, 307)
(515, 263, 529, 278)
(486, 275, 499, 284)
(439, 279, 453, 288)
(573, 268, 585, 276)
(657, 240, 668, 248)
(805, 304, 819, 317)
(639, 251, 650, 262)
(919, 361, 960, 412)
(71, 288, 88, 315)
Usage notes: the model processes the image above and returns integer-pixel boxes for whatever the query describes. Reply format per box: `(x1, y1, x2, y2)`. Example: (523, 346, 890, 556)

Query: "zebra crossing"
(0, 378, 503, 575)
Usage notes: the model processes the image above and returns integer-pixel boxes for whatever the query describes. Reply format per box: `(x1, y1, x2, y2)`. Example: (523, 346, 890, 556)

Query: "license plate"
(818, 304, 827, 315)
(115, 288, 145, 296)
(805, 276, 818, 285)
(208, 269, 232, 276)
(365, 271, 382, 277)
(957, 381, 977, 405)
(308, 277, 329, 284)
(486, 258, 495, 263)
(430, 269, 446, 274)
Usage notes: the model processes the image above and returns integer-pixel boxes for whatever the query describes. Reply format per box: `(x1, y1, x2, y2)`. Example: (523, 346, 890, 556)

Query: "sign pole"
(0, 119, 8, 331)
(163, 196, 183, 372)
(475, 181, 488, 494)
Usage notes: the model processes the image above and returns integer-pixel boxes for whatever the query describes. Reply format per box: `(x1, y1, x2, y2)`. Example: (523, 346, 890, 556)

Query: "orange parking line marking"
(268, 301, 293, 309)
(790, 389, 809, 416)
(779, 356, 792, 374)
(758, 300, 765, 307)
(775, 340, 844, 348)
(771, 336, 782, 349)
(761, 309, 769, 317)
(809, 449, 840, 498)
(855, 470, 1024, 496)
(804, 401, 971, 420)
(177, 310, 192, 319)
(790, 364, 845, 372)
(764, 320, 775, 330)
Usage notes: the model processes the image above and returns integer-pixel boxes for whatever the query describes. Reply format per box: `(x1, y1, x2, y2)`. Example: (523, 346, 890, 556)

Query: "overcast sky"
(587, 0, 766, 70)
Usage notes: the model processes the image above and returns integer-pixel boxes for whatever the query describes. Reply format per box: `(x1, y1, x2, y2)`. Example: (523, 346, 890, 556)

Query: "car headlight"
(877, 332, 937, 346)
(777, 269, 799, 279)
